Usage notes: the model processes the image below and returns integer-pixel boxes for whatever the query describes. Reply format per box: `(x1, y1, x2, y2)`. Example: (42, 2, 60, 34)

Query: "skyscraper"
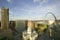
(1, 7, 9, 29)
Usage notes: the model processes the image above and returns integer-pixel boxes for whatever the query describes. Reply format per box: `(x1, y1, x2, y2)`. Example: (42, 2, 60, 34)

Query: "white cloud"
(0, 8, 1, 12)
(22, 1, 60, 20)
(33, 0, 41, 3)
(43, 0, 48, 3)
(9, 0, 60, 20)
(15, 3, 60, 20)
(33, 0, 48, 3)
(6, 0, 13, 3)
(7, 0, 11, 2)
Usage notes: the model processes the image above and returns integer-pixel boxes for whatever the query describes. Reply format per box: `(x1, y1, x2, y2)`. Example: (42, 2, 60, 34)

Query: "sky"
(0, 0, 60, 20)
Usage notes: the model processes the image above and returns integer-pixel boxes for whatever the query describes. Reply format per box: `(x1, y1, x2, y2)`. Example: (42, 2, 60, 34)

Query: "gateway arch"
(44, 12, 58, 26)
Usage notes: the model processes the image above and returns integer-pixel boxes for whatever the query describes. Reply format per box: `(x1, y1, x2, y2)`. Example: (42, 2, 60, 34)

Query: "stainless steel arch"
(44, 12, 58, 26)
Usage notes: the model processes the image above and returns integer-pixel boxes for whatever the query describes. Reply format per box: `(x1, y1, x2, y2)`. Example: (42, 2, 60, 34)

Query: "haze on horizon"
(0, 0, 60, 20)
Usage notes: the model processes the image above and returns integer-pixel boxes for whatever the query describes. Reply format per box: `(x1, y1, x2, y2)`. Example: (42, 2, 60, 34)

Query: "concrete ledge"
(0, 29, 13, 40)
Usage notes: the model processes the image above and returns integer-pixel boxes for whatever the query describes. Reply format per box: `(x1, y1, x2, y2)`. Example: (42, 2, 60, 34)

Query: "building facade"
(1, 7, 9, 29)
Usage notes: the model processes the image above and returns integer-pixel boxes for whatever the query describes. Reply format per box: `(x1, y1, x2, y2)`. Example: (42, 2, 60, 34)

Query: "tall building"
(1, 7, 9, 29)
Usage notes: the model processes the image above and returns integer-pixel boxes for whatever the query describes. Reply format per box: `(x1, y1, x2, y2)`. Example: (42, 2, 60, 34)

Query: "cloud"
(33, 0, 41, 3)
(33, 0, 48, 3)
(9, 0, 60, 20)
(0, 8, 1, 12)
(9, 9, 15, 20)
(0, 8, 1, 16)
(6, 0, 13, 3)
(13, 3, 60, 20)
(7, 0, 11, 2)
(22, 1, 60, 20)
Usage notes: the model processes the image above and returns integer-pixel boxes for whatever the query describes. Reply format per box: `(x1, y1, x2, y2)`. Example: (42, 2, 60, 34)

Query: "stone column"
(27, 21, 34, 33)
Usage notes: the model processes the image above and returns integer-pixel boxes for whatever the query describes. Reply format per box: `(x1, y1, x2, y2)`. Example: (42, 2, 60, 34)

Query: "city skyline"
(0, 0, 60, 20)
